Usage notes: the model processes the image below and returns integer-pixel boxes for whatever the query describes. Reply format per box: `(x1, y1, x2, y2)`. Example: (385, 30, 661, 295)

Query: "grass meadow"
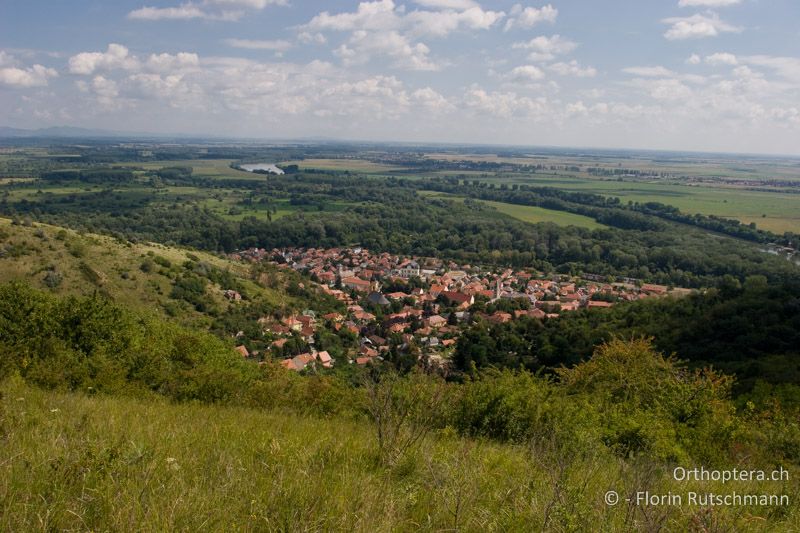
(2, 377, 797, 532)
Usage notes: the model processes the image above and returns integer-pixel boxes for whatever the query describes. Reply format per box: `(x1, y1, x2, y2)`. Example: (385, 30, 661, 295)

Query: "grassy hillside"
(0, 217, 303, 329)
(2, 378, 797, 532)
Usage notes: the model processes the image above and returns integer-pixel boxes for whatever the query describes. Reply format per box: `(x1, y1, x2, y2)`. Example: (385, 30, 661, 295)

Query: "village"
(229, 246, 694, 372)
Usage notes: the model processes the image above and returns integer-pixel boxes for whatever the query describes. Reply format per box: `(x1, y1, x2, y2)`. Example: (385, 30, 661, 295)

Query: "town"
(229, 246, 694, 372)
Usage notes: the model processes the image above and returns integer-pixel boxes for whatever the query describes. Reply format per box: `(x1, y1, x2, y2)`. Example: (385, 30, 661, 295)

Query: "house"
(235, 345, 249, 358)
(281, 353, 315, 372)
(368, 334, 388, 346)
(425, 315, 447, 328)
(641, 283, 668, 295)
(386, 291, 409, 300)
(271, 338, 288, 350)
(316, 350, 333, 368)
(341, 276, 372, 292)
(359, 345, 379, 358)
(488, 312, 512, 324)
(440, 291, 474, 306)
(322, 312, 344, 322)
(397, 260, 420, 278)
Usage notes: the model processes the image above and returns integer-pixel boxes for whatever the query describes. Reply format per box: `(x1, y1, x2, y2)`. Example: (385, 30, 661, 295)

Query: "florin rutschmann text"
(603, 466, 790, 508)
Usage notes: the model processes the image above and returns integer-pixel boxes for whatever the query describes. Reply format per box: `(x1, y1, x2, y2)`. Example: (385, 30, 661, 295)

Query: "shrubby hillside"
(1, 283, 798, 531)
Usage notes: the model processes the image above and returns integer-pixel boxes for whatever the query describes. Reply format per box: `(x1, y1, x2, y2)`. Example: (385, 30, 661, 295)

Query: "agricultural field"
(419, 191, 605, 230)
(478, 199, 607, 230)
(505, 175, 800, 234)
(279, 158, 406, 173)
(136, 159, 257, 180)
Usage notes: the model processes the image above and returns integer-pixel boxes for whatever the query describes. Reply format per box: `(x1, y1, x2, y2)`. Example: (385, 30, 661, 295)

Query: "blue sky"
(1, 0, 799, 154)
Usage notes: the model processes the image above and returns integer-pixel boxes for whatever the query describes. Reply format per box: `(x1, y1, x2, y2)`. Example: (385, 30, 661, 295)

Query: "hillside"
(0, 217, 322, 330)
(2, 378, 798, 532)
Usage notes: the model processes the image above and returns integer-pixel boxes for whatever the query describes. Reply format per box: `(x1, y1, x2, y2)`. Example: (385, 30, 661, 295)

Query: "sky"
(1, 0, 799, 154)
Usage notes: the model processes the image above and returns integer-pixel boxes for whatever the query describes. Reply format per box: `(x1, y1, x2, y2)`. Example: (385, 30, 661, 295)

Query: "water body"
(239, 163, 284, 175)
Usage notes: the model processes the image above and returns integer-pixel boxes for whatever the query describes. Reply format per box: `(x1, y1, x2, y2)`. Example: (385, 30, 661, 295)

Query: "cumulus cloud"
(0, 63, 58, 88)
(304, 0, 402, 33)
(0, 51, 14, 67)
(741, 55, 800, 84)
(411, 86, 455, 112)
(68, 44, 139, 75)
(512, 35, 577, 62)
(406, 6, 505, 37)
(413, 0, 478, 8)
(128, 0, 285, 22)
(705, 52, 738, 65)
(305, 0, 504, 37)
(462, 86, 548, 119)
(678, 0, 740, 6)
(301, 0, 503, 70)
(223, 39, 293, 51)
(686, 53, 702, 65)
(662, 12, 741, 40)
(508, 65, 546, 82)
(504, 4, 557, 31)
(548, 60, 596, 77)
(622, 66, 676, 77)
(335, 30, 438, 70)
(128, 4, 210, 21)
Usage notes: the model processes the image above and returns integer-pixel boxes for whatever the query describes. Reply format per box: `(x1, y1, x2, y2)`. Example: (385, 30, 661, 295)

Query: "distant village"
(229, 246, 694, 372)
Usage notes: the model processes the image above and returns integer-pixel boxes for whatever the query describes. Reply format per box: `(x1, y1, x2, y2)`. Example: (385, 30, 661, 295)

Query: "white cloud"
(462, 86, 549, 118)
(663, 13, 741, 40)
(622, 66, 676, 77)
(512, 35, 577, 62)
(298, 32, 327, 44)
(504, 4, 558, 31)
(686, 53, 702, 65)
(335, 30, 438, 71)
(223, 39, 293, 51)
(406, 7, 505, 37)
(413, 0, 478, 8)
(741, 55, 800, 83)
(508, 65, 546, 82)
(0, 63, 57, 88)
(548, 60, 596, 77)
(678, 0, 740, 6)
(629, 77, 693, 101)
(68, 44, 139, 75)
(705, 52, 738, 65)
(128, 0, 285, 21)
(128, 3, 210, 21)
(0, 51, 14, 68)
(304, 0, 401, 32)
(209, 0, 286, 7)
(411, 86, 455, 112)
(303, 0, 504, 42)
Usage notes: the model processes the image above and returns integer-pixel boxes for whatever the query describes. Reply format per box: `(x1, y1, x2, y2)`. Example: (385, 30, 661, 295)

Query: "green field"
(506, 175, 800, 234)
(478, 199, 606, 229)
(279, 158, 405, 173)
(297, 154, 800, 234)
(136, 159, 258, 180)
(420, 191, 605, 229)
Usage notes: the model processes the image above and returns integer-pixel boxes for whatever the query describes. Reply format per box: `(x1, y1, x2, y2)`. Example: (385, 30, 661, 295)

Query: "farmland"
(418, 191, 605, 230)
